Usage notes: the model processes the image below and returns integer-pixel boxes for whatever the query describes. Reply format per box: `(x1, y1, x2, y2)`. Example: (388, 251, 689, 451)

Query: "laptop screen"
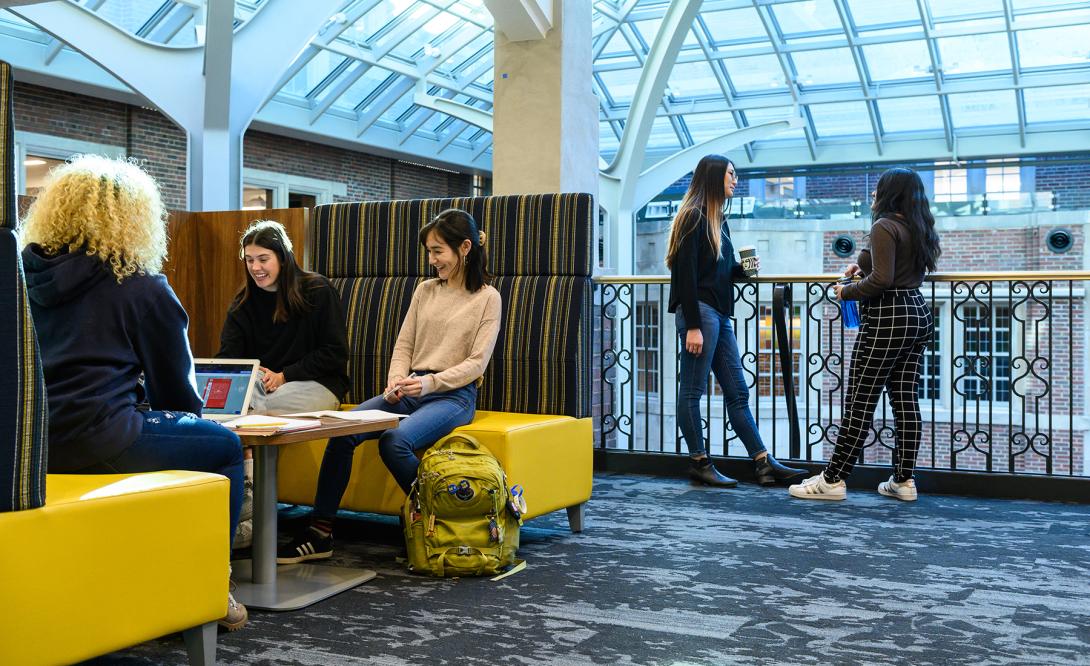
(194, 361, 256, 417)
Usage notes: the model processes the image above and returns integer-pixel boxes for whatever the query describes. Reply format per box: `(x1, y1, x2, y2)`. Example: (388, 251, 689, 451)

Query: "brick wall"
(822, 225, 1084, 273)
(803, 173, 874, 200)
(14, 82, 473, 210)
(1034, 158, 1090, 211)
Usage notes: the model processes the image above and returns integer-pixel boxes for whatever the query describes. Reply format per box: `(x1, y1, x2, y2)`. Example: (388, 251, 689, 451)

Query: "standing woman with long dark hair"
(666, 154, 806, 488)
(790, 167, 941, 501)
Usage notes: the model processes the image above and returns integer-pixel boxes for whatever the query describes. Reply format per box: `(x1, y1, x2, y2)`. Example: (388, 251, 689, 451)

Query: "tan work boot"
(218, 585, 248, 632)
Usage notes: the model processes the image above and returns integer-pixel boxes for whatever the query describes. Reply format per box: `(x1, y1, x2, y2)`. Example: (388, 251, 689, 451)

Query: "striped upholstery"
(311, 193, 594, 417)
(310, 193, 594, 278)
(0, 61, 48, 512)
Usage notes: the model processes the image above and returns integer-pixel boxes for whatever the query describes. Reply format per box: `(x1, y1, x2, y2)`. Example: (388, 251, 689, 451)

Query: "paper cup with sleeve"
(738, 245, 759, 277)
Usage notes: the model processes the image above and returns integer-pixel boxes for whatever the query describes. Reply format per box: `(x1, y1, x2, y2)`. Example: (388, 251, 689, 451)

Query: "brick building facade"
(13, 82, 472, 210)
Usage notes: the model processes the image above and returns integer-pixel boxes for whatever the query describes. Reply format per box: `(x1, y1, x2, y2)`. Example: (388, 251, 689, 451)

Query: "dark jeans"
(676, 301, 767, 459)
(82, 410, 244, 552)
(312, 383, 477, 520)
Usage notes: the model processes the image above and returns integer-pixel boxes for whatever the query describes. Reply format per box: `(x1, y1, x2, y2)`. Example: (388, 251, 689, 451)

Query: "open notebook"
(219, 414, 322, 433)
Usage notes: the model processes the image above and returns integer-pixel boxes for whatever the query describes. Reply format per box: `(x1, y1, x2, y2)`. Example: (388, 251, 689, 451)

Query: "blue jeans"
(676, 302, 767, 459)
(313, 382, 477, 519)
(82, 410, 244, 552)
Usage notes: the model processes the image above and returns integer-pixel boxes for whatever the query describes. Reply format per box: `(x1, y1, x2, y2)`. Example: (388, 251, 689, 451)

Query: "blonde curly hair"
(20, 155, 168, 282)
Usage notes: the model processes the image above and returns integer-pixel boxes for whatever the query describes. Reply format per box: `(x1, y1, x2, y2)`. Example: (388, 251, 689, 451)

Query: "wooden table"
(230, 416, 399, 611)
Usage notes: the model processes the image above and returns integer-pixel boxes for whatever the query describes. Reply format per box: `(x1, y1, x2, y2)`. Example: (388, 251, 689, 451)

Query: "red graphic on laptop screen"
(202, 378, 232, 409)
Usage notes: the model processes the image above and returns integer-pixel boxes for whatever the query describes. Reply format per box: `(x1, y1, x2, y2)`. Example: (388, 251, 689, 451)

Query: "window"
(241, 168, 346, 209)
(635, 302, 660, 395)
(959, 303, 1012, 403)
(764, 176, 795, 201)
(919, 306, 942, 401)
(472, 174, 487, 197)
(985, 160, 1021, 201)
(242, 186, 272, 210)
(643, 200, 676, 221)
(757, 305, 801, 398)
(22, 155, 66, 197)
(933, 162, 968, 202)
(14, 131, 125, 197)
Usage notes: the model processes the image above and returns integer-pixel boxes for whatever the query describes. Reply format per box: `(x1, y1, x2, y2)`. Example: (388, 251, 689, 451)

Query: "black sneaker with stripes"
(276, 527, 333, 564)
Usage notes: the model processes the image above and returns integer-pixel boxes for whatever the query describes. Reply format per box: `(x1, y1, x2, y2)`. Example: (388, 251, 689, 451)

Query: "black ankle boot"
(688, 458, 738, 488)
(754, 454, 807, 486)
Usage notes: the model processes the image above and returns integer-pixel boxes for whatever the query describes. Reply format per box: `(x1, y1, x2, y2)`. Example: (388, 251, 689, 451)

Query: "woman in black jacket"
(217, 220, 349, 415)
(789, 167, 940, 502)
(666, 154, 805, 488)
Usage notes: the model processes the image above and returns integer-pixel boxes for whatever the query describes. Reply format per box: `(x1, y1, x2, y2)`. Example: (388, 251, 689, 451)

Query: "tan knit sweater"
(388, 279, 502, 395)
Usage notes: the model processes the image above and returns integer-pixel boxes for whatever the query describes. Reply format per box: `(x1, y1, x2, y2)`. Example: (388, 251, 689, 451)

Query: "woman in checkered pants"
(790, 167, 942, 502)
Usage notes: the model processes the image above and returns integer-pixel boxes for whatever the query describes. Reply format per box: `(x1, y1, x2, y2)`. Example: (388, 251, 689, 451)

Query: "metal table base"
(232, 443, 376, 611)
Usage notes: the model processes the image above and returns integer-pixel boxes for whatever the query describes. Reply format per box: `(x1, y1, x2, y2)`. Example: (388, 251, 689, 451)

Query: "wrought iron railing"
(595, 272, 1090, 477)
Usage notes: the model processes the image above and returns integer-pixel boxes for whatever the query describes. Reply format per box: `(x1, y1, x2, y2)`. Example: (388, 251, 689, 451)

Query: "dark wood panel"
(164, 208, 308, 357)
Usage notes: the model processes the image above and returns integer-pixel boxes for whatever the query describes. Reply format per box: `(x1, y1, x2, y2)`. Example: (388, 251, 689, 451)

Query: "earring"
(463, 254, 468, 267)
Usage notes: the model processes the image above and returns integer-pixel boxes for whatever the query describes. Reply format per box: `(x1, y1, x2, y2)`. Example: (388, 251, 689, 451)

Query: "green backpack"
(402, 433, 523, 577)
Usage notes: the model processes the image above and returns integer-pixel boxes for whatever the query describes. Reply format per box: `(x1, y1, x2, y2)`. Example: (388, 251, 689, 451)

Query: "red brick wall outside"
(14, 82, 473, 210)
(822, 225, 1084, 274)
(1035, 158, 1090, 211)
(800, 173, 875, 200)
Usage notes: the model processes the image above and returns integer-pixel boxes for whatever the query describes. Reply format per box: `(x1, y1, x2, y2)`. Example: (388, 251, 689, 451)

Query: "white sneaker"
(788, 473, 847, 501)
(878, 475, 918, 501)
(232, 518, 253, 550)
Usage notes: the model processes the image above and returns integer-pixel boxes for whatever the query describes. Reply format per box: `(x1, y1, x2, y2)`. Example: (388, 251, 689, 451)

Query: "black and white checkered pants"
(825, 288, 933, 483)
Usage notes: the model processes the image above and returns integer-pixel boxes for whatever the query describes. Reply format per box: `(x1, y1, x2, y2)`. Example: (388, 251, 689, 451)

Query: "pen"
(383, 372, 418, 398)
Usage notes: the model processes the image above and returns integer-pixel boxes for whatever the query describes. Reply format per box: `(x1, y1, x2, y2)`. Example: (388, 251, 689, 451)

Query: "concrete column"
(491, 0, 598, 196)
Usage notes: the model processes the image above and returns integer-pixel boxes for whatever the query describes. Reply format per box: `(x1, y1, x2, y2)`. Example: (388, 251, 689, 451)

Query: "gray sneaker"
(232, 518, 253, 550)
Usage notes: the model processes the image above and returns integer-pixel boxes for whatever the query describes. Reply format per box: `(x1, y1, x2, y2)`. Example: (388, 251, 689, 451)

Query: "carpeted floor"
(90, 472, 1090, 665)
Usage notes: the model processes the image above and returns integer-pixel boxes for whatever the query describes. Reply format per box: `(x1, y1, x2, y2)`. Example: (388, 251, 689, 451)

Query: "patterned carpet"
(91, 472, 1090, 666)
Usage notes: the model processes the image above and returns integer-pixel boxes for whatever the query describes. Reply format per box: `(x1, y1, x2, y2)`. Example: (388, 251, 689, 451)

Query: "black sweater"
(668, 211, 747, 322)
(22, 244, 204, 472)
(217, 277, 350, 401)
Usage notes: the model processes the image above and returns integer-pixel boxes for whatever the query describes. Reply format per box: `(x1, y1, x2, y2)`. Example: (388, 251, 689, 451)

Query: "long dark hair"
(872, 167, 942, 274)
(664, 154, 733, 269)
(232, 220, 321, 323)
(419, 208, 491, 293)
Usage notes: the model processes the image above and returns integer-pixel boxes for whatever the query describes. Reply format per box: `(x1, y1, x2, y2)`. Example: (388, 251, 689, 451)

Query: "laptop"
(193, 358, 261, 422)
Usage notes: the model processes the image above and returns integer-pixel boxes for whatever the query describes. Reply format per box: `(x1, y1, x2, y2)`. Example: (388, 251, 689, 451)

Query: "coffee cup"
(738, 245, 759, 277)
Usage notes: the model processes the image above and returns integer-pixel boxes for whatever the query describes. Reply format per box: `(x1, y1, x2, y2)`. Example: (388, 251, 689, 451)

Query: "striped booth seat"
(0, 61, 227, 665)
(277, 193, 594, 531)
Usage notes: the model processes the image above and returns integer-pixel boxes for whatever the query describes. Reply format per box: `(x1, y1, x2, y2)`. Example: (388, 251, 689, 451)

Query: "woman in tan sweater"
(278, 208, 501, 564)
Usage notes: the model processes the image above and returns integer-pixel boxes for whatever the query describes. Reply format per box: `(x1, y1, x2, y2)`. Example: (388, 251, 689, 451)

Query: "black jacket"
(668, 211, 747, 322)
(22, 244, 203, 472)
(216, 277, 350, 401)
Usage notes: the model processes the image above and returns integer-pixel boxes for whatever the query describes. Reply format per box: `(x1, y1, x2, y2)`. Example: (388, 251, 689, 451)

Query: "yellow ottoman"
(278, 410, 592, 531)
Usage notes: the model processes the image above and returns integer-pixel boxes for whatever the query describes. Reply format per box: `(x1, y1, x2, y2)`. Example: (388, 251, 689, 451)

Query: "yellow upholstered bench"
(277, 410, 592, 531)
(0, 471, 230, 666)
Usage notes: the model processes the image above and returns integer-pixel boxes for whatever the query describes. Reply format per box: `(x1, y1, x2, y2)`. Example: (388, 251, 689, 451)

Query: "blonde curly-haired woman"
(19, 155, 248, 631)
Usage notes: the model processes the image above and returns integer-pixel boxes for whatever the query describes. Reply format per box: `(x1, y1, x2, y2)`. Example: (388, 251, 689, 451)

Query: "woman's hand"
(259, 367, 286, 393)
(395, 375, 424, 397)
(382, 380, 402, 404)
(685, 328, 703, 356)
(843, 263, 861, 278)
(832, 283, 845, 301)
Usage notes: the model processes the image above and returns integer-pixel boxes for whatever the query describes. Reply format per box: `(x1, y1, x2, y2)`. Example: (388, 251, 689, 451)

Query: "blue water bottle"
(838, 277, 861, 329)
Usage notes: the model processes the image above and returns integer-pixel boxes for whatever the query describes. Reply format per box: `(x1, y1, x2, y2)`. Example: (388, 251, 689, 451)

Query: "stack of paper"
(220, 415, 322, 433)
(283, 409, 407, 423)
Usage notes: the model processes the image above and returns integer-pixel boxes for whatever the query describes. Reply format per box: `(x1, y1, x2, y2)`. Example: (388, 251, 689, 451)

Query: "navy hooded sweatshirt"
(22, 244, 203, 472)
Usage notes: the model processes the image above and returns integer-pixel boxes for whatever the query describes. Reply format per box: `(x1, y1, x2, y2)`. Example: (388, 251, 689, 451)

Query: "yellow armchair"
(0, 471, 230, 666)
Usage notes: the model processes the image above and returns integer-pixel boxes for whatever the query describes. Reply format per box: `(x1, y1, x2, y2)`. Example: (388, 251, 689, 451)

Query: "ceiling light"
(24, 158, 46, 166)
